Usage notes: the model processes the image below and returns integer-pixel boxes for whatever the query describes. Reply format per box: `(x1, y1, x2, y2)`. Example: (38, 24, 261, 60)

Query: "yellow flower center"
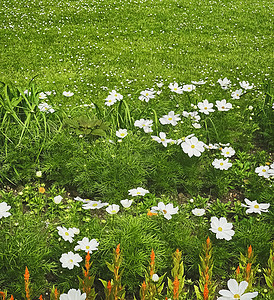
(204, 107, 208, 110)
(163, 209, 167, 214)
(115, 94, 117, 97)
(191, 145, 195, 148)
(111, 210, 116, 214)
(174, 88, 177, 90)
(92, 203, 98, 207)
(218, 227, 223, 232)
(121, 133, 125, 136)
(168, 117, 172, 120)
(161, 138, 165, 141)
(254, 204, 259, 209)
(220, 162, 224, 166)
(108, 99, 112, 102)
(146, 93, 149, 96)
(262, 169, 266, 172)
(137, 192, 140, 194)
(65, 232, 69, 236)
(226, 152, 229, 154)
(86, 246, 90, 249)
(222, 106, 225, 109)
(234, 295, 240, 299)
(69, 259, 73, 263)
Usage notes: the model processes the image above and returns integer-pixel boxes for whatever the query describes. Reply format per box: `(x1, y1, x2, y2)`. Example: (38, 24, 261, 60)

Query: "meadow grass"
(0, 0, 273, 106)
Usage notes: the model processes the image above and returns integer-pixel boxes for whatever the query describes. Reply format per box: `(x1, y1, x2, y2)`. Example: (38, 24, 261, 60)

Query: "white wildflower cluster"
(139, 88, 156, 102)
(57, 225, 99, 270)
(105, 90, 123, 106)
(159, 111, 181, 126)
(134, 119, 153, 133)
(38, 102, 55, 113)
(0, 202, 11, 219)
(255, 163, 274, 179)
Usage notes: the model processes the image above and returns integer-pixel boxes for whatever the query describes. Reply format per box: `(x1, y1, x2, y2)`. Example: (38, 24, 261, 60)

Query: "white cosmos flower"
(156, 82, 164, 88)
(116, 129, 128, 138)
(60, 252, 82, 269)
(241, 198, 270, 214)
(217, 279, 258, 300)
(198, 100, 215, 115)
(216, 99, 233, 111)
(82, 200, 108, 210)
(192, 208, 205, 216)
(134, 119, 153, 133)
(109, 90, 123, 101)
(139, 89, 156, 102)
(0, 202, 11, 219)
(152, 274, 160, 282)
(181, 136, 205, 157)
(57, 226, 75, 243)
(192, 123, 201, 129)
(159, 111, 181, 126)
(60, 289, 86, 300)
(239, 81, 254, 90)
(128, 187, 149, 197)
(36, 171, 42, 177)
(212, 158, 232, 170)
(38, 102, 55, 113)
(182, 84, 196, 92)
(168, 82, 183, 94)
(74, 196, 89, 203)
(221, 147, 235, 158)
(63, 91, 74, 97)
(255, 165, 270, 178)
(120, 199, 133, 208)
(210, 217, 235, 241)
(54, 195, 63, 204)
(105, 95, 117, 106)
(74, 237, 99, 253)
(39, 92, 47, 99)
(151, 202, 179, 220)
(231, 89, 243, 99)
(106, 204, 120, 214)
(218, 78, 231, 90)
(151, 132, 172, 147)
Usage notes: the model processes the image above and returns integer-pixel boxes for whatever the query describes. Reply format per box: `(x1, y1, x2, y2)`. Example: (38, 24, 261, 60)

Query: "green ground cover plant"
(0, 0, 273, 299)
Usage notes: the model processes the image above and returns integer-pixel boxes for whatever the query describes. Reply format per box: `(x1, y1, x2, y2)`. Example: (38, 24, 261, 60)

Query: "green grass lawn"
(1, 0, 273, 105)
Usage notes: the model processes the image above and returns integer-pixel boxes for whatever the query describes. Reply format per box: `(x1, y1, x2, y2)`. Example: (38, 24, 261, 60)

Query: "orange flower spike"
(203, 283, 209, 300)
(236, 266, 240, 275)
(206, 236, 211, 247)
(24, 267, 30, 281)
(141, 281, 146, 300)
(39, 295, 43, 300)
(10, 296, 14, 300)
(107, 280, 112, 294)
(150, 249, 155, 263)
(246, 263, 252, 281)
(24, 267, 30, 300)
(173, 276, 180, 300)
(248, 245, 252, 259)
(116, 243, 120, 254)
(150, 249, 155, 276)
(0, 292, 5, 300)
(54, 288, 58, 300)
